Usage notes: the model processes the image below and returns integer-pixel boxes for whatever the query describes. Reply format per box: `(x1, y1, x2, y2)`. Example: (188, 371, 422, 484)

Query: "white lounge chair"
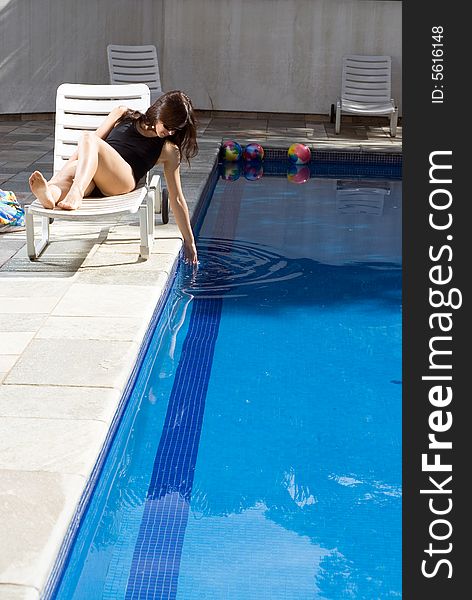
(335, 55, 398, 137)
(107, 44, 163, 105)
(25, 83, 166, 261)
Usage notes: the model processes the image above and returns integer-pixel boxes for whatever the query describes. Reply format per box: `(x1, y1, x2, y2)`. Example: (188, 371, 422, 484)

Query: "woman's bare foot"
(57, 182, 83, 210)
(29, 171, 56, 209)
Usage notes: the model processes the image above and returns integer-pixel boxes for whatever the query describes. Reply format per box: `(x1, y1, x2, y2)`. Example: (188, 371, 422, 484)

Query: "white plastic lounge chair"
(107, 44, 163, 105)
(335, 55, 398, 137)
(25, 83, 166, 261)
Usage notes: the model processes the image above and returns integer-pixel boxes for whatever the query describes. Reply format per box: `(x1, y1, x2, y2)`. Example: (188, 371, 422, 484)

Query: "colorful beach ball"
(288, 143, 311, 165)
(221, 140, 242, 162)
(243, 163, 264, 181)
(287, 164, 310, 184)
(243, 143, 265, 162)
(221, 162, 242, 181)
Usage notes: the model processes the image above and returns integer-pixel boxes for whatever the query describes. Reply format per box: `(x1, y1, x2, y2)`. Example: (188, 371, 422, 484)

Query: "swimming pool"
(53, 159, 402, 599)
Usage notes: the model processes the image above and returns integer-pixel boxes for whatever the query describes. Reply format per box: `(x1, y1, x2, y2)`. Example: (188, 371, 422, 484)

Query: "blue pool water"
(54, 163, 402, 599)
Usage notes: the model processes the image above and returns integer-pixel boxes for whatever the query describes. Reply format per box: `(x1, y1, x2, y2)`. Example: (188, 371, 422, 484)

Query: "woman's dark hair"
(118, 90, 198, 164)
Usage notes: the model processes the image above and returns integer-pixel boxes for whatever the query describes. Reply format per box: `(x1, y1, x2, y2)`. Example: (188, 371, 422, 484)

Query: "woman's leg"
(57, 133, 136, 210)
(29, 161, 78, 209)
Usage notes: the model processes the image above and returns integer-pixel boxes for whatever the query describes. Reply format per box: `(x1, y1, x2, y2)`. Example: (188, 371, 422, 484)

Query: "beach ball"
(287, 164, 310, 184)
(288, 143, 311, 165)
(221, 162, 241, 181)
(243, 163, 264, 181)
(243, 143, 265, 162)
(221, 140, 242, 162)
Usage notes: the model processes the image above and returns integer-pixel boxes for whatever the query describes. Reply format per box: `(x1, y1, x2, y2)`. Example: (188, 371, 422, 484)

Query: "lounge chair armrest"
(148, 173, 161, 190)
(148, 174, 162, 214)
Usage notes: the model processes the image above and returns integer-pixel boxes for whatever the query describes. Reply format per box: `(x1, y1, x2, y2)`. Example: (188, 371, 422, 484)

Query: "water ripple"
(182, 237, 303, 298)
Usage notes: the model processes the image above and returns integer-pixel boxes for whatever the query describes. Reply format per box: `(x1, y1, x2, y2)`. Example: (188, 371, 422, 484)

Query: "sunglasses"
(164, 124, 184, 134)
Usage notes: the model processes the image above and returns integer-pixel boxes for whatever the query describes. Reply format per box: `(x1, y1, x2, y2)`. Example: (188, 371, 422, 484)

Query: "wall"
(0, 0, 166, 114)
(0, 0, 401, 115)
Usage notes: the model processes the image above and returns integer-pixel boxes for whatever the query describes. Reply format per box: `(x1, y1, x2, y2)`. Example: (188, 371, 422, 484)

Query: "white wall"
(0, 0, 165, 113)
(0, 0, 401, 115)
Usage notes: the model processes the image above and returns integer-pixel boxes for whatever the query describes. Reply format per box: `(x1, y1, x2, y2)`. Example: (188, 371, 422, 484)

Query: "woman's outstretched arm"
(161, 143, 198, 265)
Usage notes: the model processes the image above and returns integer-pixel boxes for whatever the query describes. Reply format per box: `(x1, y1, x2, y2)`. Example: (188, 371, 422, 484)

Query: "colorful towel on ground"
(0, 190, 25, 228)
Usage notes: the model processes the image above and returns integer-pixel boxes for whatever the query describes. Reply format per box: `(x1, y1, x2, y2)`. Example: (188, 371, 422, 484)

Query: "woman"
(28, 90, 199, 264)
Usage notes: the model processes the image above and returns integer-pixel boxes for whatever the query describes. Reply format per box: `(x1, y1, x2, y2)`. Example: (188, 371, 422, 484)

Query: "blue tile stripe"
(125, 297, 223, 600)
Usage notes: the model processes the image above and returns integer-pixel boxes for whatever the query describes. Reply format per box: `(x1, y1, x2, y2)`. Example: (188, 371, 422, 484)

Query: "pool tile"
(125, 297, 223, 598)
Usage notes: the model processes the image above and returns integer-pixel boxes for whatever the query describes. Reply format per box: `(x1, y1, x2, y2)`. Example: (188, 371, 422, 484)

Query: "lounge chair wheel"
(161, 188, 169, 224)
(330, 104, 335, 123)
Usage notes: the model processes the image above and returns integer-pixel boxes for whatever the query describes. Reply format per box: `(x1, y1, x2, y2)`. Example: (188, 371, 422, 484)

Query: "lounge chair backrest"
(107, 44, 162, 103)
(54, 83, 150, 174)
(341, 55, 392, 104)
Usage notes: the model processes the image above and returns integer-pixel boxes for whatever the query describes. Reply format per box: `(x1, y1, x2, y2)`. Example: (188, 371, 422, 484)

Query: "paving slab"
(0, 469, 84, 591)
(0, 314, 46, 333)
(50, 281, 164, 317)
(0, 332, 35, 354)
(0, 355, 19, 373)
(0, 239, 25, 267)
(36, 315, 146, 343)
(5, 338, 140, 389)
(74, 264, 173, 286)
(0, 296, 62, 314)
(0, 385, 120, 422)
(0, 417, 108, 475)
(0, 585, 39, 600)
(0, 276, 72, 298)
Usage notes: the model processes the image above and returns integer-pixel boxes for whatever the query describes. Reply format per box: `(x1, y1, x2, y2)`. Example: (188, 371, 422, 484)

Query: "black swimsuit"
(105, 119, 165, 183)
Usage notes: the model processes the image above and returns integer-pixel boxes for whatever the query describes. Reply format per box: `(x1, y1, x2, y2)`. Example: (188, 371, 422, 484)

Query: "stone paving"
(0, 112, 401, 600)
